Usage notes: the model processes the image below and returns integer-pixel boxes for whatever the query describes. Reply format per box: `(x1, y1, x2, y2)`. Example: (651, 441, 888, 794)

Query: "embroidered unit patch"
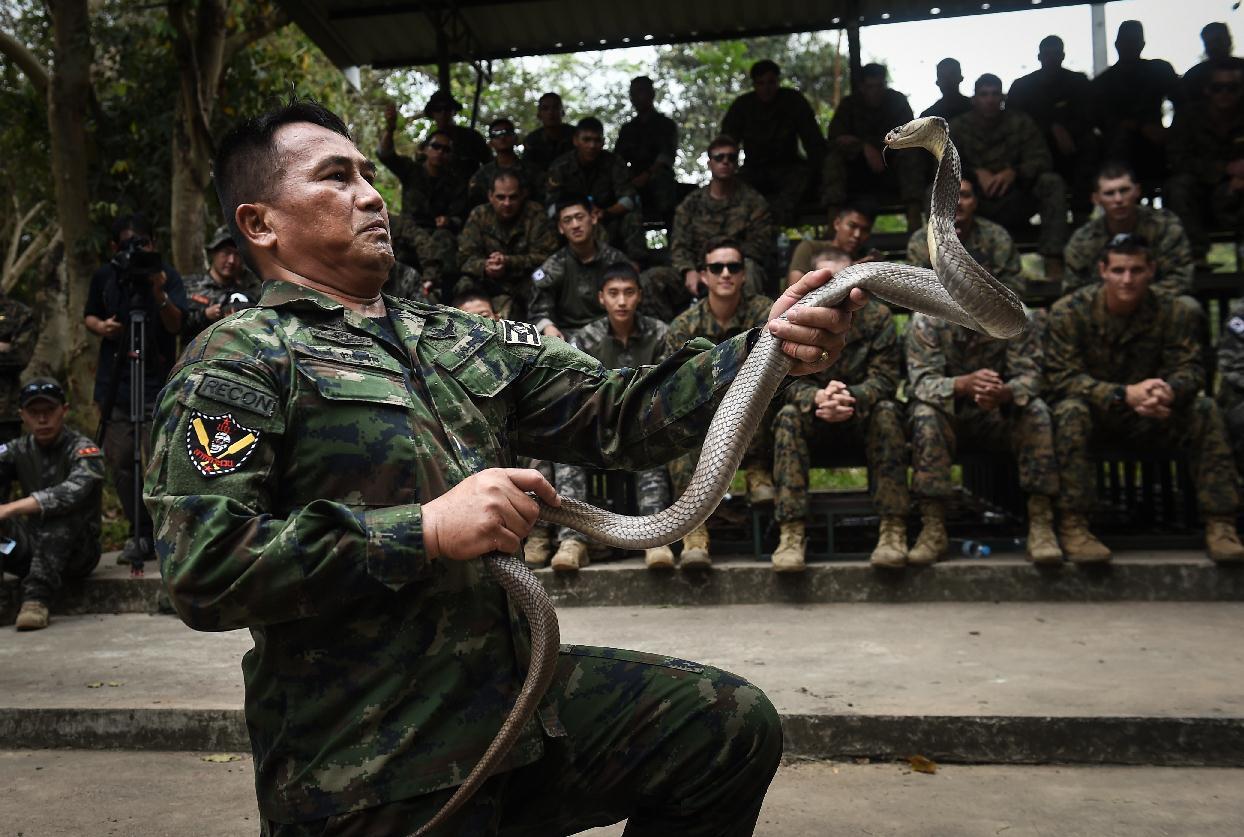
(501, 319, 541, 347)
(186, 411, 261, 477)
(76, 445, 101, 457)
(1229, 316, 1244, 336)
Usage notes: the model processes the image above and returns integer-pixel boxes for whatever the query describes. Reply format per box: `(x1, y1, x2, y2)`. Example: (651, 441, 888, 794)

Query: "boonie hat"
(424, 89, 463, 115)
(19, 378, 66, 408)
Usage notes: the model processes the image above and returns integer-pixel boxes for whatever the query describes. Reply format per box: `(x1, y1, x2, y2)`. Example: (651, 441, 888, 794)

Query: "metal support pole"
(432, 11, 451, 90)
(1091, 3, 1108, 76)
(847, 24, 862, 95)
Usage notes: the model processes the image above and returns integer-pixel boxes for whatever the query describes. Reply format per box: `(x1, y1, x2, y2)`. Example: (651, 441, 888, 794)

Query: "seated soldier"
(823, 63, 925, 231)
(616, 76, 679, 224)
(1164, 62, 1244, 263)
(522, 92, 574, 180)
(772, 248, 911, 571)
(550, 264, 675, 572)
(1047, 233, 1244, 564)
(467, 117, 542, 207)
(906, 310, 1062, 565)
(0, 378, 105, 631)
(530, 195, 631, 342)
(1064, 162, 1194, 295)
(451, 287, 498, 320)
(951, 74, 1069, 281)
(1182, 23, 1244, 112)
(457, 170, 559, 320)
(907, 174, 1025, 295)
(182, 226, 262, 341)
(921, 58, 973, 122)
(545, 117, 645, 261)
(665, 237, 776, 569)
(721, 59, 826, 226)
(785, 201, 883, 289)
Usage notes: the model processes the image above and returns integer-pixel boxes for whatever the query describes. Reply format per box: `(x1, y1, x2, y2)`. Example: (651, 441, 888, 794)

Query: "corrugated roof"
(280, 0, 1115, 69)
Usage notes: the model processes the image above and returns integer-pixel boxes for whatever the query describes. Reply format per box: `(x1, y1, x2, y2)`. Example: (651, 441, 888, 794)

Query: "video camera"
(109, 236, 164, 291)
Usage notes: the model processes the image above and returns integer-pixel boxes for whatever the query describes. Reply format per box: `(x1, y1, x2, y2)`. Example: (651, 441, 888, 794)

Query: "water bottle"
(952, 538, 991, 558)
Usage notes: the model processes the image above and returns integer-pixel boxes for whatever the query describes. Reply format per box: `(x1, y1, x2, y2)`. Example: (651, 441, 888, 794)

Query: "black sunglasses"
(710, 152, 739, 164)
(489, 128, 516, 138)
(428, 142, 454, 152)
(20, 381, 64, 401)
(704, 261, 745, 275)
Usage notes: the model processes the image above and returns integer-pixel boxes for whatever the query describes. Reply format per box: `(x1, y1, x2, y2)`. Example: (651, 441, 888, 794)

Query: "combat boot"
(680, 525, 712, 570)
(869, 515, 908, 568)
(15, 600, 49, 631)
(745, 467, 776, 505)
(523, 530, 552, 567)
(1058, 513, 1112, 563)
(1205, 517, 1244, 563)
(1026, 495, 1064, 564)
(908, 501, 948, 565)
(771, 521, 807, 573)
(550, 538, 589, 573)
(644, 545, 675, 570)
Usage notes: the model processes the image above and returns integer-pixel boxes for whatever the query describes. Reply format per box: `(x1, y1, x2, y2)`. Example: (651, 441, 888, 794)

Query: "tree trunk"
(170, 131, 209, 275)
(26, 242, 68, 384)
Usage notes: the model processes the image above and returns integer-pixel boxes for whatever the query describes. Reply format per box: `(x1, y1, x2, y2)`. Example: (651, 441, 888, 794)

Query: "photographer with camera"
(182, 226, 261, 341)
(83, 213, 187, 569)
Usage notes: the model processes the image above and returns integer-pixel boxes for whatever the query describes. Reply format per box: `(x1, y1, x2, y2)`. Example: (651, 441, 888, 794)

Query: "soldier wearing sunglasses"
(468, 117, 542, 207)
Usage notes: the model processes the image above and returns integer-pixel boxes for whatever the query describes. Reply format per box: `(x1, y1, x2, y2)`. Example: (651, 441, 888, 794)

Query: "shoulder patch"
(0, 443, 7, 456)
(531, 267, 547, 284)
(186, 412, 261, 477)
(76, 445, 101, 457)
(501, 319, 542, 347)
(197, 374, 277, 417)
(1229, 316, 1244, 337)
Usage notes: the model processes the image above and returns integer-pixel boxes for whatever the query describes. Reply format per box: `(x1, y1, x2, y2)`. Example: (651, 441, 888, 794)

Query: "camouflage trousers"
(553, 463, 671, 545)
(821, 145, 926, 208)
(910, 398, 1059, 500)
(667, 419, 772, 498)
(413, 227, 460, 298)
(526, 457, 556, 539)
(262, 646, 782, 837)
(773, 400, 910, 522)
(976, 172, 1068, 256)
(1217, 387, 1244, 482)
(739, 162, 810, 228)
(640, 264, 769, 323)
(1054, 395, 1240, 516)
(0, 516, 100, 604)
(1163, 173, 1244, 259)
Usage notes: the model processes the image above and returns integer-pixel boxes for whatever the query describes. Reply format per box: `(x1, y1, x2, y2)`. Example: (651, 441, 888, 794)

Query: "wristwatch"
(1111, 384, 1126, 406)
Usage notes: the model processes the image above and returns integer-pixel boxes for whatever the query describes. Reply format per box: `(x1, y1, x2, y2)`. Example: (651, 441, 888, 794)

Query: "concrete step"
(1, 603, 1241, 766)
(3, 750, 1243, 837)
(4, 550, 1242, 625)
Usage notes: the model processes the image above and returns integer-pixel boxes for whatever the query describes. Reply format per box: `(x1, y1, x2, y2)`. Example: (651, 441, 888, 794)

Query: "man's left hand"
(767, 270, 867, 377)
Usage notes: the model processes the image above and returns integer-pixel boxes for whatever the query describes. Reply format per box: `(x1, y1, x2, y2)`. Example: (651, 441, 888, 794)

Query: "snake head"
(884, 116, 948, 151)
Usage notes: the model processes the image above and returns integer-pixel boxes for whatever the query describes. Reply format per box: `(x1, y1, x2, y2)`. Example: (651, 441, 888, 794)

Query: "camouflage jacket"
(906, 311, 1043, 412)
(521, 125, 574, 175)
(145, 279, 758, 822)
(1217, 299, 1244, 397)
(1168, 100, 1244, 186)
(545, 150, 636, 212)
(670, 182, 775, 276)
(375, 150, 469, 230)
(182, 271, 265, 341)
(784, 300, 899, 421)
(720, 88, 826, 167)
(666, 293, 774, 357)
(1045, 285, 1204, 411)
(907, 218, 1025, 294)
(616, 109, 678, 171)
(827, 89, 915, 147)
(528, 242, 630, 334)
(1063, 206, 1195, 295)
(457, 201, 559, 294)
(570, 314, 669, 370)
(0, 297, 35, 421)
(949, 109, 1053, 179)
(0, 428, 103, 539)
(467, 157, 544, 207)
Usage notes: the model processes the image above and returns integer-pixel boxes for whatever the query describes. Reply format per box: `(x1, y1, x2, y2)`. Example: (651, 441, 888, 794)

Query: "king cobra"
(412, 117, 1026, 835)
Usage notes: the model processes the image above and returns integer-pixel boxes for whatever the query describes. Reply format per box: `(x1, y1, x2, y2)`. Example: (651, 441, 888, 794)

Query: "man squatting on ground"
(144, 99, 863, 836)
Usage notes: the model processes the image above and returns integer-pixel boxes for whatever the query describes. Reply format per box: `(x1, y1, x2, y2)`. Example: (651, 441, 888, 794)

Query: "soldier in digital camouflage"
(1, 378, 105, 631)
(144, 99, 863, 836)
(1046, 233, 1244, 564)
(182, 226, 263, 341)
(0, 291, 35, 443)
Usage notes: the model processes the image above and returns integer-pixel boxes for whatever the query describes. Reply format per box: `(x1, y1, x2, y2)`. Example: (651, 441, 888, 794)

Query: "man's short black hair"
(702, 235, 744, 263)
(451, 286, 493, 309)
(835, 199, 879, 224)
(555, 193, 594, 217)
(750, 59, 780, 81)
(974, 73, 1004, 92)
(213, 97, 352, 262)
(488, 116, 515, 130)
(1100, 232, 1154, 264)
(110, 212, 154, 245)
(707, 134, 739, 155)
(1095, 160, 1139, 187)
(630, 75, 654, 90)
(935, 57, 962, 76)
(574, 116, 604, 136)
(859, 63, 888, 83)
(599, 262, 640, 290)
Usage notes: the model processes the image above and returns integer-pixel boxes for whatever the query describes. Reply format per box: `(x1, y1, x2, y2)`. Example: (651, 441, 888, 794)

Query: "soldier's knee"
(1052, 397, 1090, 425)
(1021, 397, 1053, 424)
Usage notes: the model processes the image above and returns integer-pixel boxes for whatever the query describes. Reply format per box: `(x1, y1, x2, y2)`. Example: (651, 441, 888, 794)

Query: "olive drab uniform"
(181, 271, 264, 341)
(907, 218, 1026, 295)
(1062, 206, 1196, 295)
(0, 297, 35, 441)
(377, 149, 470, 295)
(906, 312, 1059, 502)
(773, 300, 909, 523)
(145, 280, 780, 834)
(456, 200, 559, 320)
(1046, 285, 1239, 516)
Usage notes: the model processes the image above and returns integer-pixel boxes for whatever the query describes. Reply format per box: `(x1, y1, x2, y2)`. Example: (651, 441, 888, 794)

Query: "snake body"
(412, 117, 1026, 835)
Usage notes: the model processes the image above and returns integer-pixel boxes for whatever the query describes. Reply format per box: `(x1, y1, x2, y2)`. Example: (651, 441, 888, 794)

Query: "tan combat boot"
(908, 501, 948, 565)
(869, 515, 908, 568)
(644, 545, 675, 570)
(550, 538, 589, 572)
(1205, 517, 1244, 563)
(680, 525, 712, 569)
(15, 601, 49, 631)
(523, 530, 552, 567)
(1026, 495, 1064, 564)
(745, 467, 776, 505)
(771, 521, 807, 573)
(1058, 513, 1112, 563)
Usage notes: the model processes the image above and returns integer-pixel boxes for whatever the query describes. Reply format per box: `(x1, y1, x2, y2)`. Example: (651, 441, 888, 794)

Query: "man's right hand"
(100, 316, 124, 340)
(684, 270, 703, 296)
(1126, 378, 1174, 419)
(814, 380, 855, 423)
(422, 468, 560, 560)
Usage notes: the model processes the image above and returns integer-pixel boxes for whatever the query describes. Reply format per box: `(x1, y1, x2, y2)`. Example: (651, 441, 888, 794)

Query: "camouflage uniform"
(907, 217, 1025, 295)
(773, 301, 908, 522)
(528, 242, 630, 336)
(1046, 285, 1239, 515)
(521, 125, 574, 179)
(545, 150, 646, 260)
(146, 280, 781, 832)
(0, 428, 104, 605)
(181, 271, 264, 341)
(822, 89, 925, 208)
(721, 88, 827, 225)
(949, 109, 1068, 256)
(1215, 300, 1244, 478)
(384, 262, 428, 303)
(377, 151, 470, 294)
(0, 297, 35, 442)
(555, 315, 672, 545)
(467, 157, 544, 208)
(664, 293, 775, 497)
(1062, 206, 1195, 295)
(906, 312, 1059, 500)
(457, 201, 559, 321)
(1163, 100, 1244, 258)
(615, 109, 680, 220)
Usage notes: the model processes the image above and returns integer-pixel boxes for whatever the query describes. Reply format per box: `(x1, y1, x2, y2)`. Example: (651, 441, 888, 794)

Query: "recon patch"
(198, 374, 277, 417)
(1230, 316, 1244, 337)
(309, 327, 373, 347)
(186, 412, 261, 477)
(501, 319, 541, 347)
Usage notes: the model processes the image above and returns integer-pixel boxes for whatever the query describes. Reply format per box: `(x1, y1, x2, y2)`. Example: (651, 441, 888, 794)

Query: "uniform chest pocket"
(292, 345, 413, 407)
